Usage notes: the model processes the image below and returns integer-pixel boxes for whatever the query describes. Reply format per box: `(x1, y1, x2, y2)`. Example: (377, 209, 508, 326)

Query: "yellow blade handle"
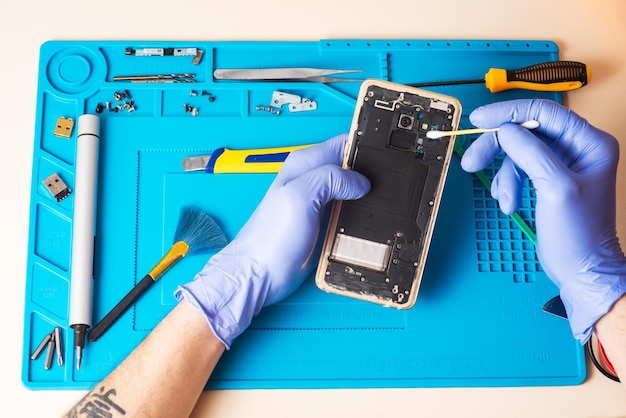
(206, 144, 313, 173)
(484, 61, 592, 93)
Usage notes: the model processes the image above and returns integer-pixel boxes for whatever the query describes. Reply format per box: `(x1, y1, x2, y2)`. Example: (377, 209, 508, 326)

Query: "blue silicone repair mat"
(23, 39, 585, 389)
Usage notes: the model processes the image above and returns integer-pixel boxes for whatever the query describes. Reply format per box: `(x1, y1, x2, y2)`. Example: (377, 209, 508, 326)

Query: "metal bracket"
(258, 91, 318, 115)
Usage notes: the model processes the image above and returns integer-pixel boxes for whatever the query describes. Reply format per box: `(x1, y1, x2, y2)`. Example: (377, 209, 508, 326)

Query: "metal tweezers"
(213, 68, 364, 83)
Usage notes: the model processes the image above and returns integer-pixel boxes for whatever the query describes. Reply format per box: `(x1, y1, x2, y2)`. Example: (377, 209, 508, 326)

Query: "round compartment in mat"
(46, 47, 103, 94)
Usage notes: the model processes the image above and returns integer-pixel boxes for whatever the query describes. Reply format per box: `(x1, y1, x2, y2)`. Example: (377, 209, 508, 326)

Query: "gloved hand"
(460, 99, 626, 343)
(175, 134, 370, 348)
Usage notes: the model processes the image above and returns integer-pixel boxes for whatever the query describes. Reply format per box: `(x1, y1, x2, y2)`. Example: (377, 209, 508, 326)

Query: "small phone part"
(54, 116, 74, 138)
(42, 173, 72, 202)
(54, 327, 64, 366)
(44, 335, 56, 370)
(30, 331, 53, 360)
(315, 79, 462, 309)
(124, 47, 204, 64)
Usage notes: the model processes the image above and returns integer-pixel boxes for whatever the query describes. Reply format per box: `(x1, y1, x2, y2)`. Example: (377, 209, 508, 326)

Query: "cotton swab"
(426, 120, 540, 139)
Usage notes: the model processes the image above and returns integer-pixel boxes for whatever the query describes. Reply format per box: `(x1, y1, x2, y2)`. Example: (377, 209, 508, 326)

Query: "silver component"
(113, 74, 196, 83)
(54, 327, 63, 366)
(31, 332, 52, 360)
(44, 336, 55, 370)
(183, 104, 198, 115)
(270, 91, 302, 107)
(255, 105, 281, 115)
(181, 155, 211, 172)
(430, 99, 451, 112)
(289, 98, 318, 112)
(42, 173, 71, 202)
(172, 47, 198, 57)
(126, 47, 203, 65)
(262, 91, 318, 113)
(330, 233, 392, 272)
(131, 47, 165, 56)
(191, 49, 204, 65)
(213, 67, 363, 83)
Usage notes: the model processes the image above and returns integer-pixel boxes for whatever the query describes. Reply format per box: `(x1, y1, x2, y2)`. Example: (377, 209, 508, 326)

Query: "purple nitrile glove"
(460, 99, 626, 343)
(175, 134, 370, 348)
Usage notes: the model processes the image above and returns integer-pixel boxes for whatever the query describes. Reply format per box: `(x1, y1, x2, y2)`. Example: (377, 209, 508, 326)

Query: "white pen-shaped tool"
(69, 114, 100, 371)
(426, 120, 540, 139)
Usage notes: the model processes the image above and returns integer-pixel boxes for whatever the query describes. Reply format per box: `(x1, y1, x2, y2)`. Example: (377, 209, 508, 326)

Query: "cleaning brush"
(88, 206, 228, 342)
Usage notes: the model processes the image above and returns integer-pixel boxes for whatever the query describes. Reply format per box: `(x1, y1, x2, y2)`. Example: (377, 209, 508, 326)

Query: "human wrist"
(174, 255, 270, 349)
(558, 267, 626, 343)
(594, 294, 626, 383)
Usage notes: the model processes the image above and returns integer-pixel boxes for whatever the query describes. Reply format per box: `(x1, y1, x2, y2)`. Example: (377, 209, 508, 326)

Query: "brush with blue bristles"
(88, 206, 228, 342)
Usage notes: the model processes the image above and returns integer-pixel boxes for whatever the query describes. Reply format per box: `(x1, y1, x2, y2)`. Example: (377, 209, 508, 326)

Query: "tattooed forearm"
(60, 301, 226, 417)
(63, 386, 126, 418)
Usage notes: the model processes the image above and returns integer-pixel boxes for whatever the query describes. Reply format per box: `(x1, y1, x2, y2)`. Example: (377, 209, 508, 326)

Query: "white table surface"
(1, 0, 625, 416)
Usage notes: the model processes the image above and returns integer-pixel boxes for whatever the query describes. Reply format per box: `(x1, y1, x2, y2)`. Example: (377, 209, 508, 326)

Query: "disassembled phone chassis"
(316, 79, 461, 309)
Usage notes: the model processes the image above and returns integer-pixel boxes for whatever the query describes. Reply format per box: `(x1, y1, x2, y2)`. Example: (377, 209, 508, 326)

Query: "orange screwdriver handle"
(485, 61, 592, 93)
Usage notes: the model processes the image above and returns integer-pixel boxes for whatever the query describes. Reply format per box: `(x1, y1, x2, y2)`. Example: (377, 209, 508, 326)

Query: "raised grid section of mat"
(472, 160, 541, 283)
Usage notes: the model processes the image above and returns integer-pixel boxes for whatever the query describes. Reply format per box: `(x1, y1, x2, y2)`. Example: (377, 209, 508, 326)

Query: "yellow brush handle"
(148, 241, 190, 280)
(484, 61, 592, 93)
(206, 144, 313, 173)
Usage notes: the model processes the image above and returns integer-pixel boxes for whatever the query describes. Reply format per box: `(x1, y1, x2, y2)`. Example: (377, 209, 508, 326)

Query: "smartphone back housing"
(315, 79, 462, 308)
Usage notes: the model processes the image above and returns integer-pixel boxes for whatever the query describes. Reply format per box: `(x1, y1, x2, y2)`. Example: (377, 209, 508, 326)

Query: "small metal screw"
(183, 104, 198, 116)
(190, 90, 197, 97)
(95, 103, 104, 114)
(201, 91, 216, 102)
(255, 105, 280, 115)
